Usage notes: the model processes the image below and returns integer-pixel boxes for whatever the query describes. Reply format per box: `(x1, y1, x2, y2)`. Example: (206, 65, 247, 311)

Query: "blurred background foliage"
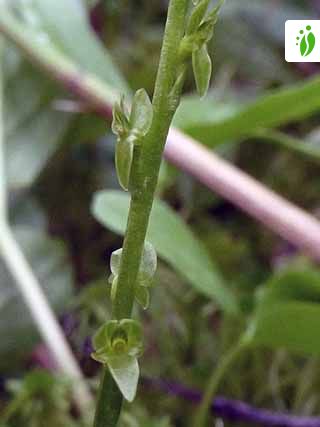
(2, 0, 320, 426)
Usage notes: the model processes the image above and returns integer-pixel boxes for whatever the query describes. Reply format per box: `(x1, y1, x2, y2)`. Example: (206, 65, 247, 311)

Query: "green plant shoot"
(92, 1, 224, 426)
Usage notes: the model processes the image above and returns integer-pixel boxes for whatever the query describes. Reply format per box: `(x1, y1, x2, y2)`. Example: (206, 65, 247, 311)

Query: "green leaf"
(258, 267, 320, 305)
(130, 89, 153, 136)
(115, 138, 134, 191)
(174, 76, 320, 148)
(249, 301, 320, 356)
(248, 267, 320, 356)
(192, 44, 212, 98)
(0, 0, 129, 109)
(107, 355, 139, 402)
(30, 0, 129, 93)
(92, 191, 237, 314)
(4, 47, 70, 189)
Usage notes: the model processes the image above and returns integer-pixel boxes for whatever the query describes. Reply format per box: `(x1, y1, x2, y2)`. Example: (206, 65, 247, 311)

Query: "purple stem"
(143, 378, 320, 427)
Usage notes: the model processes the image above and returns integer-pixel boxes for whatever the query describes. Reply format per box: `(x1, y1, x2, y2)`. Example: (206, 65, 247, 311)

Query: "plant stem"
(93, 369, 123, 427)
(194, 337, 248, 427)
(93, 1, 188, 425)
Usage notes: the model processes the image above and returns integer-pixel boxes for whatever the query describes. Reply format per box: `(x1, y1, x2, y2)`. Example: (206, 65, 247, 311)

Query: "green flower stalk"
(92, 0, 224, 425)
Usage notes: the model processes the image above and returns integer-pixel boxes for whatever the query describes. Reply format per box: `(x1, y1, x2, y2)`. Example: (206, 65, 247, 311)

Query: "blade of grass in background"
(174, 77, 320, 160)
(92, 190, 238, 314)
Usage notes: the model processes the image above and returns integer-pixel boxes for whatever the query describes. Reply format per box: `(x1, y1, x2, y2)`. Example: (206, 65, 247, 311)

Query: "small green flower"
(109, 242, 157, 309)
(178, 0, 224, 97)
(92, 319, 143, 402)
(92, 319, 143, 362)
(112, 89, 153, 191)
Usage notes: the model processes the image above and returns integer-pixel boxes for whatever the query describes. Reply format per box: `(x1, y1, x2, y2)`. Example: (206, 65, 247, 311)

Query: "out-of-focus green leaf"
(31, 0, 128, 93)
(175, 76, 320, 147)
(258, 267, 320, 304)
(248, 267, 320, 355)
(1, 0, 130, 188)
(92, 190, 237, 314)
(0, 0, 128, 94)
(249, 302, 320, 355)
(0, 227, 73, 371)
(4, 48, 69, 188)
(7, 106, 69, 188)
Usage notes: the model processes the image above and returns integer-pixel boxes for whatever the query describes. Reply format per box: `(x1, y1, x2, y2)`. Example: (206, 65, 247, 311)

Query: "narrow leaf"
(32, 0, 129, 93)
(174, 76, 320, 148)
(92, 191, 238, 314)
(192, 44, 212, 98)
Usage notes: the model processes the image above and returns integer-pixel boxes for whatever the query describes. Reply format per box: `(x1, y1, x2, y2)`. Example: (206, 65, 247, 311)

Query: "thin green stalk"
(93, 1, 188, 425)
(194, 337, 248, 427)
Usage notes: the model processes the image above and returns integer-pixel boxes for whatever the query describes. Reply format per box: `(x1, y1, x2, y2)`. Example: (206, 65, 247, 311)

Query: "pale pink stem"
(166, 128, 320, 261)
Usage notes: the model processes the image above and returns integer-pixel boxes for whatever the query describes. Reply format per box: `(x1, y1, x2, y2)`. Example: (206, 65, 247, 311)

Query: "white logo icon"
(285, 20, 320, 62)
